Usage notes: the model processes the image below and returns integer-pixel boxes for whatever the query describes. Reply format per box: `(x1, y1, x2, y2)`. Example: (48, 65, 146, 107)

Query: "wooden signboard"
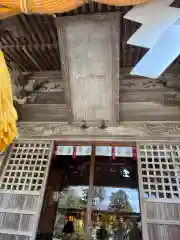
(56, 13, 120, 126)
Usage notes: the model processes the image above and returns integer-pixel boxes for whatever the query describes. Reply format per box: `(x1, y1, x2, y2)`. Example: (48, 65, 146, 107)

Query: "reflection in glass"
(53, 186, 140, 239)
(91, 187, 139, 213)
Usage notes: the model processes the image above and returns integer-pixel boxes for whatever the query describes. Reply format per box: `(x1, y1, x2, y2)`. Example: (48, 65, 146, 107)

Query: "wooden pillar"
(85, 143, 96, 236)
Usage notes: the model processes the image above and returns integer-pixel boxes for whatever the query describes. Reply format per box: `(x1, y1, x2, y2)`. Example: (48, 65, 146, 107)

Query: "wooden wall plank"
(17, 102, 180, 122)
(120, 102, 180, 121)
(27, 92, 66, 104)
(18, 104, 68, 122)
(120, 91, 164, 103)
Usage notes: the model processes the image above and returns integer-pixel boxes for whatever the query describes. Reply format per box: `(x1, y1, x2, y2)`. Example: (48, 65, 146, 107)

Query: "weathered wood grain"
(164, 92, 180, 105)
(27, 92, 66, 104)
(18, 104, 68, 122)
(17, 121, 180, 140)
(56, 13, 120, 126)
(11, 70, 180, 123)
(16, 101, 180, 122)
(120, 102, 180, 121)
(120, 91, 164, 103)
(120, 77, 165, 91)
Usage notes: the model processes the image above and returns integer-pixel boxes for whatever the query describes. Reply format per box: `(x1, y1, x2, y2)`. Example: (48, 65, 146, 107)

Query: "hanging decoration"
(53, 141, 58, 160)
(0, 0, 150, 19)
(73, 146, 77, 159)
(112, 147, 116, 160)
(55, 146, 133, 157)
(76, 146, 92, 156)
(133, 147, 137, 161)
(124, 0, 180, 78)
(0, 51, 18, 152)
(56, 145, 74, 156)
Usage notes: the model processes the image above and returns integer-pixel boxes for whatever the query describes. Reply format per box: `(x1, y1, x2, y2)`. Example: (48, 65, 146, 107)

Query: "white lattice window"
(0, 141, 53, 240)
(138, 144, 180, 199)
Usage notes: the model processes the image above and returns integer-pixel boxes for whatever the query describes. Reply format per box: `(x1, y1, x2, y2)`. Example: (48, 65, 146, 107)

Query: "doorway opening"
(38, 144, 142, 240)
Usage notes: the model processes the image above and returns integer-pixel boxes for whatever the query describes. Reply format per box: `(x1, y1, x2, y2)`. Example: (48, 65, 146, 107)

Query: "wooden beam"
(85, 143, 96, 236)
(119, 102, 180, 121)
(55, 141, 136, 147)
(17, 104, 68, 122)
(16, 102, 180, 122)
(17, 121, 180, 141)
(27, 92, 66, 104)
(120, 91, 164, 103)
(27, 71, 62, 79)
(22, 46, 42, 71)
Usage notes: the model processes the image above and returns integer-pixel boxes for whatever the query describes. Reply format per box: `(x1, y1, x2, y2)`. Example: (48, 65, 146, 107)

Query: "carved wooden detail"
(120, 77, 164, 91)
(56, 13, 120, 126)
(164, 92, 180, 105)
(17, 122, 180, 140)
(12, 71, 64, 103)
(11, 71, 180, 123)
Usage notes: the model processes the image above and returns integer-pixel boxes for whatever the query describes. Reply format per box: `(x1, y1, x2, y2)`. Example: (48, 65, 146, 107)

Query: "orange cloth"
(0, 0, 150, 19)
(0, 0, 85, 18)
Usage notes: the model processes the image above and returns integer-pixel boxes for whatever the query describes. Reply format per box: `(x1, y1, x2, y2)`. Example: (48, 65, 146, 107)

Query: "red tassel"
(73, 146, 77, 159)
(54, 142, 58, 160)
(133, 147, 137, 161)
(112, 147, 116, 160)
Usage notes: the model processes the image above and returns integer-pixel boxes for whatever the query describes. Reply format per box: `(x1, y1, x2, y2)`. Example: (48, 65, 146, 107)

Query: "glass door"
(52, 145, 91, 240)
(38, 143, 142, 240)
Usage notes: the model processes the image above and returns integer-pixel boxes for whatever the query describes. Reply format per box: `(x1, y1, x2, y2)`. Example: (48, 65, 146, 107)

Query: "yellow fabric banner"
(0, 51, 18, 151)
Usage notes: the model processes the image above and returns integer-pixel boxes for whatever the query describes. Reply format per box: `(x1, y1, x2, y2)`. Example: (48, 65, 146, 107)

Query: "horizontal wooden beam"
(16, 102, 180, 122)
(120, 91, 164, 103)
(120, 102, 180, 121)
(27, 71, 61, 78)
(17, 121, 180, 141)
(27, 92, 66, 104)
(13, 70, 180, 101)
(17, 104, 68, 122)
(14, 69, 180, 82)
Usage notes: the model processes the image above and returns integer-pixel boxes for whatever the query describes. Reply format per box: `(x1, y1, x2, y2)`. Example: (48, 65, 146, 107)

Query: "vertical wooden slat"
(85, 143, 96, 236)
(136, 142, 149, 240)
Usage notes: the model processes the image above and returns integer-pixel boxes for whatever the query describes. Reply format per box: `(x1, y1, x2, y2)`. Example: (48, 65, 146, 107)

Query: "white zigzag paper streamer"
(124, 0, 180, 78)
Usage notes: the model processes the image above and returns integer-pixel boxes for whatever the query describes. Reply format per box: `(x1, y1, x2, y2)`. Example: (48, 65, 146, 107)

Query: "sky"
(69, 186, 140, 213)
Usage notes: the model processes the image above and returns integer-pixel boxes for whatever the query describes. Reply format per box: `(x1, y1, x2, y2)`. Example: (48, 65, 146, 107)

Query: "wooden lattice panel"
(0, 143, 50, 192)
(139, 144, 180, 199)
(0, 141, 53, 240)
